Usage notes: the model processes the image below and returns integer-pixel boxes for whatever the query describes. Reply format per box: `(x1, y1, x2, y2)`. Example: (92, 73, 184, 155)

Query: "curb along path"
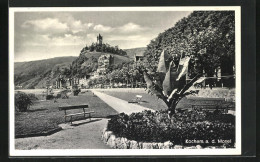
(91, 90, 154, 115)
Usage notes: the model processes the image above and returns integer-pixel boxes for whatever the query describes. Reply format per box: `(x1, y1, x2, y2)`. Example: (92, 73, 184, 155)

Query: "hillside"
(14, 57, 77, 89)
(124, 47, 146, 60)
(81, 51, 130, 64)
(13, 47, 144, 89)
(71, 51, 131, 78)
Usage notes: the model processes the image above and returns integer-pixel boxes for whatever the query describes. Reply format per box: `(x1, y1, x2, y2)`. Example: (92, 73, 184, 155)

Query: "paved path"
(15, 118, 110, 150)
(91, 90, 154, 115)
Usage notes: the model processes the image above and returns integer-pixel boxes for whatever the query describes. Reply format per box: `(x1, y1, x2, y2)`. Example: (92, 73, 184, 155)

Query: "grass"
(101, 90, 168, 111)
(15, 88, 234, 137)
(15, 91, 118, 137)
(101, 89, 230, 111)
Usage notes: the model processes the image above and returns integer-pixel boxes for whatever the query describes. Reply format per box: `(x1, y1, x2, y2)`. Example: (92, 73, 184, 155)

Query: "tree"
(143, 50, 200, 118)
(143, 11, 235, 117)
(144, 11, 235, 79)
(89, 43, 96, 52)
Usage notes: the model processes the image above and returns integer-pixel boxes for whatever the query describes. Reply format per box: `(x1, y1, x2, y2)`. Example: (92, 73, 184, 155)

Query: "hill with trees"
(14, 57, 77, 89)
(69, 51, 131, 79)
(124, 47, 146, 60)
(13, 46, 142, 89)
(144, 11, 235, 78)
(81, 43, 127, 56)
(14, 42, 139, 89)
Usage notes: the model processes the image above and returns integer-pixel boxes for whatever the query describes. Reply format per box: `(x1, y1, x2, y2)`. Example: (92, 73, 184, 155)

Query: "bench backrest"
(189, 97, 226, 105)
(59, 104, 88, 111)
(189, 97, 225, 101)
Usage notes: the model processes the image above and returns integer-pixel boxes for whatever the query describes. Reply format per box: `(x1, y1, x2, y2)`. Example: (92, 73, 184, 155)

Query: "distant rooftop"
(135, 52, 144, 57)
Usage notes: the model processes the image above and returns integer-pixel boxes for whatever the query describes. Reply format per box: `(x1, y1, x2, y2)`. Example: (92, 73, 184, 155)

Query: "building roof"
(135, 52, 144, 57)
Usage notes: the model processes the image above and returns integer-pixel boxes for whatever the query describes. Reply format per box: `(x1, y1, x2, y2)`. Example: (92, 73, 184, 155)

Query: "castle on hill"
(97, 33, 103, 46)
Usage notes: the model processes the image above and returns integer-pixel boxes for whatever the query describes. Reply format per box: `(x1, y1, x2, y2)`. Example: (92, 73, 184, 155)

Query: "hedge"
(107, 110, 235, 147)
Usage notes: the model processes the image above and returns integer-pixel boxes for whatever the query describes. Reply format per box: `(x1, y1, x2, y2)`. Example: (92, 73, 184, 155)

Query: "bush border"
(101, 126, 229, 149)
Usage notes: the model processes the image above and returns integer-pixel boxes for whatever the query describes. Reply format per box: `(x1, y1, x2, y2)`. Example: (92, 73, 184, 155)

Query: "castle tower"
(97, 34, 103, 45)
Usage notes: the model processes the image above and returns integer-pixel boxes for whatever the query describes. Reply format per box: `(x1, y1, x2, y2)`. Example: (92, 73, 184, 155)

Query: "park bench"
(58, 104, 94, 124)
(128, 95, 143, 103)
(190, 97, 232, 113)
(136, 95, 143, 102)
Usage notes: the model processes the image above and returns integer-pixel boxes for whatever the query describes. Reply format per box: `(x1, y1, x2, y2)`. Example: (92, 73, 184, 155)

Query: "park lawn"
(15, 91, 118, 137)
(101, 90, 224, 111)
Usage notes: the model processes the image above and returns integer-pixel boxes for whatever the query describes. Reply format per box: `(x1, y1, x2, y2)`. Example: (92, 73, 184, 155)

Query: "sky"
(14, 11, 192, 62)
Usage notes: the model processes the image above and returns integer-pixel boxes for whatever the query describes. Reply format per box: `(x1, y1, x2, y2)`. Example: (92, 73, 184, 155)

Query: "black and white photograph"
(9, 7, 241, 156)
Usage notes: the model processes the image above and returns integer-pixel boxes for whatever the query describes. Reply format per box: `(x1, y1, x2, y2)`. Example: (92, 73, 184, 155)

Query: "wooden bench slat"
(85, 111, 95, 113)
(189, 97, 225, 101)
(65, 111, 95, 117)
(59, 104, 88, 110)
(192, 104, 219, 106)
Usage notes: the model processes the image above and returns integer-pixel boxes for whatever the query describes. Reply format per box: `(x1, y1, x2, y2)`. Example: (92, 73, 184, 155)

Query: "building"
(55, 76, 80, 89)
(134, 53, 144, 62)
(134, 52, 144, 67)
(97, 34, 103, 46)
(188, 65, 235, 88)
(97, 54, 114, 75)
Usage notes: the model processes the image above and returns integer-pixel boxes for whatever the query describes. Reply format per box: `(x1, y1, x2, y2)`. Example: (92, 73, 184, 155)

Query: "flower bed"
(103, 110, 235, 149)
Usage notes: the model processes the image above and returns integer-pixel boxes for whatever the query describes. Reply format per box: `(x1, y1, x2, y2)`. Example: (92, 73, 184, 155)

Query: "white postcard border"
(9, 6, 241, 156)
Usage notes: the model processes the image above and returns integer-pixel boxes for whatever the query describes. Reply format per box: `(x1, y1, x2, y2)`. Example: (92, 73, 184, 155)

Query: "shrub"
(56, 93, 62, 99)
(73, 89, 80, 96)
(15, 92, 33, 112)
(27, 93, 38, 101)
(46, 95, 54, 100)
(60, 90, 69, 99)
(107, 110, 235, 147)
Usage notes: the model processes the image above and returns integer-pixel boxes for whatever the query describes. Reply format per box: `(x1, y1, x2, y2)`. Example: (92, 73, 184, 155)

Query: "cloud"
(18, 17, 153, 58)
(19, 19, 153, 50)
(93, 22, 147, 34)
(22, 18, 69, 33)
(52, 34, 84, 46)
(86, 33, 97, 43)
(105, 33, 156, 49)
(87, 23, 93, 28)
(68, 20, 93, 34)
(106, 35, 145, 41)
(21, 33, 85, 47)
(117, 22, 146, 33)
(93, 24, 113, 32)
(70, 20, 84, 33)
(21, 16, 95, 36)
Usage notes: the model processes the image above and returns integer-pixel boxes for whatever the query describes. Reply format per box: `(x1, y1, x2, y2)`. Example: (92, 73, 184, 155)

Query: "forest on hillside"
(144, 11, 235, 78)
(61, 42, 129, 79)
(14, 57, 77, 89)
(81, 43, 127, 56)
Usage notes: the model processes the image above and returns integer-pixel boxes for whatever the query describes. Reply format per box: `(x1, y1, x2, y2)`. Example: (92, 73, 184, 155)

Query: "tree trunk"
(167, 99, 178, 118)
(168, 105, 176, 118)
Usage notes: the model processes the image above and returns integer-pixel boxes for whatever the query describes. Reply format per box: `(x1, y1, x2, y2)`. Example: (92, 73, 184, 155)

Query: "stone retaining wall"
(101, 127, 227, 149)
